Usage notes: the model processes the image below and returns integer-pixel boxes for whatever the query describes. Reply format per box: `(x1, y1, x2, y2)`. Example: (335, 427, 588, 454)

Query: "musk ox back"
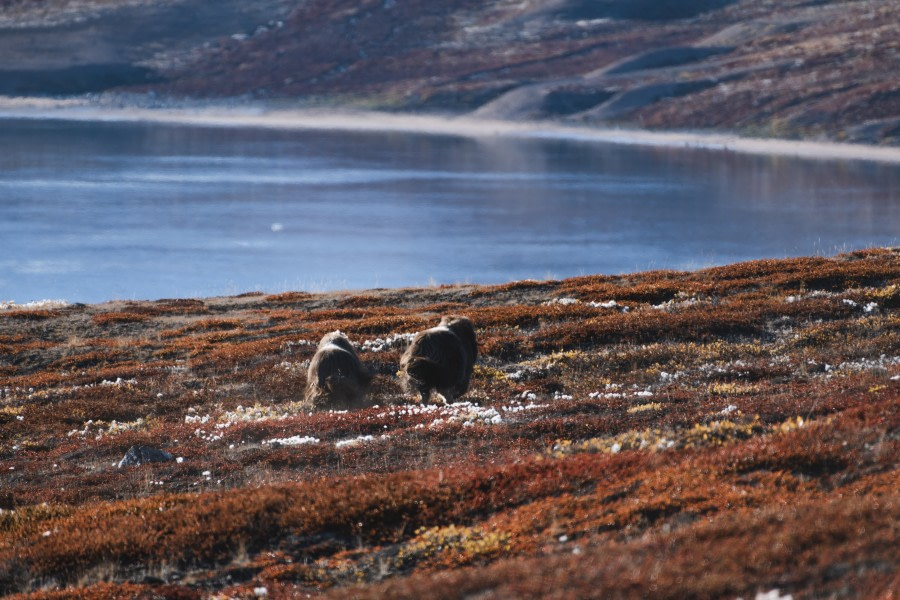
(400, 316, 477, 403)
(304, 331, 372, 410)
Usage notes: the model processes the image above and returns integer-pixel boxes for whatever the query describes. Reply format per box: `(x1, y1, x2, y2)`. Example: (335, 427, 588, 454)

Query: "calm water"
(1, 118, 899, 303)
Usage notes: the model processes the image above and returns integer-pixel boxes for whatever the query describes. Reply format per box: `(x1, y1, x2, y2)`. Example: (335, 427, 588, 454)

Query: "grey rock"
(118, 445, 174, 468)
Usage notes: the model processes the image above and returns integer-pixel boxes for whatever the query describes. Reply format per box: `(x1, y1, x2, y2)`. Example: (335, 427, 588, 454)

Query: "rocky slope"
(0, 0, 898, 144)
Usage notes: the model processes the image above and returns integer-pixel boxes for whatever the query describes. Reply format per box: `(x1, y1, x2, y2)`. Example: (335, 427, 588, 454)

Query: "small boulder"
(118, 445, 174, 468)
(0, 491, 15, 510)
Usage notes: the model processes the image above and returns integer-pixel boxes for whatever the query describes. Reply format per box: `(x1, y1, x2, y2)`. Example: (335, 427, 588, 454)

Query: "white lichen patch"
(591, 386, 655, 400)
(374, 400, 503, 428)
(545, 297, 629, 311)
(659, 371, 682, 383)
(589, 390, 620, 399)
(184, 402, 317, 443)
(263, 435, 320, 446)
(698, 360, 751, 380)
(193, 428, 224, 443)
(501, 391, 549, 414)
(827, 354, 900, 375)
(502, 401, 550, 414)
(69, 377, 138, 392)
(754, 589, 793, 600)
(360, 332, 417, 353)
(504, 366, 550, 382)
(543, 297, 580, 306)
(278, 361, 307, 373)
(184, 413, 211, 425)
(429, 402, 503, 428)
(787, 290, 837, 303)
(220, 402, 309, 423)
(335, 434, 389, 448)
(652, 296, 700, 311)
(0, 299, 69, 310)
(587, 300, 630, 312)
(100, 377, 137, 387)
(282, 339, 313, 351)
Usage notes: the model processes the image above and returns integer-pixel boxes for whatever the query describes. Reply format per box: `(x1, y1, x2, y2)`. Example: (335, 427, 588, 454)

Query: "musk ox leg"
(418, 387, 431, 404)
(402, 374, 430, 404)
(435, 389, 455, 404)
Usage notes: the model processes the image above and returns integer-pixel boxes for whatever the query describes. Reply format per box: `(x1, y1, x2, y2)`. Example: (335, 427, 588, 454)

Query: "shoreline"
(2, 96, 900, 164)
(4, 247, 898, 307)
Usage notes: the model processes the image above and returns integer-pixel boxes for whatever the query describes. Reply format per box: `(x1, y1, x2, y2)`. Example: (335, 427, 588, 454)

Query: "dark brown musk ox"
(304, 331, 372, 410)
(400, 316, 477, 403)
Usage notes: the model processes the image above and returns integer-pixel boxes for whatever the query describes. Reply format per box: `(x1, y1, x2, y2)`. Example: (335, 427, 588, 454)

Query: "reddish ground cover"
(1, 249, 898, 598)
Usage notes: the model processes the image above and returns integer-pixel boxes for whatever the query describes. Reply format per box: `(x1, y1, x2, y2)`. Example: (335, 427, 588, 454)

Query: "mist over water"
(1, 118, 899, 303)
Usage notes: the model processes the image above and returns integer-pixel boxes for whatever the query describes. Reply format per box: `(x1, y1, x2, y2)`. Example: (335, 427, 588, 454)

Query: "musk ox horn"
(304, 331, 372, 410)
(400, 316, 477, 403)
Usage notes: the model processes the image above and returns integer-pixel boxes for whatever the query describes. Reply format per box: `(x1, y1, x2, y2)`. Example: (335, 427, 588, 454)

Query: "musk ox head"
(400, 316, 477, 403)
(304, 331, 372, 410)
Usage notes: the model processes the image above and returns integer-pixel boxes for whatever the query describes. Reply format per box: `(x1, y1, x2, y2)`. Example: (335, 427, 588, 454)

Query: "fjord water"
(2, 118, 899, 303)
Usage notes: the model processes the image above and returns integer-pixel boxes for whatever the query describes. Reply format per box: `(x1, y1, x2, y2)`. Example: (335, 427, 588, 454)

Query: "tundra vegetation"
(0, 249, 898, 598)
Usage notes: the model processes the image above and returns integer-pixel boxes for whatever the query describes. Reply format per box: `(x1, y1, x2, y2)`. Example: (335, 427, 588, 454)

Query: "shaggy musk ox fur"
(401, 316, 477, 403)
(304, 331, 372, 410)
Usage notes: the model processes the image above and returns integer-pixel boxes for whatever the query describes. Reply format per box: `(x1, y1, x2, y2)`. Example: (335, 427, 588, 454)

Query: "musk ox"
(400, 316, 477, 403)
(304, 331, 372, 410)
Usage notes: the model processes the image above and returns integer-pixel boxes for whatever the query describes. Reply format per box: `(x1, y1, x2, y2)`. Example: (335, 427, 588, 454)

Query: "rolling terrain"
(1, 250, 898, 597)
(1, 2, 899, 596)
(0, 0, 898, 144)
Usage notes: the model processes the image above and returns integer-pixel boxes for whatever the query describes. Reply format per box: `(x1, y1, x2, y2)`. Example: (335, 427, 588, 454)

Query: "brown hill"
(0, 0, 898, 144)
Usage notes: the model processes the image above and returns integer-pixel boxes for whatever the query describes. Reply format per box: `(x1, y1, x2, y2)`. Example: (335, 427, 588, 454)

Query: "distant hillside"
(1, 0, 898, 144)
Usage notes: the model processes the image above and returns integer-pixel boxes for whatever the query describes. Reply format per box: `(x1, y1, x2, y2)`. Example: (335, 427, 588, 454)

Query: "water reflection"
(1, 118, 898, 302)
